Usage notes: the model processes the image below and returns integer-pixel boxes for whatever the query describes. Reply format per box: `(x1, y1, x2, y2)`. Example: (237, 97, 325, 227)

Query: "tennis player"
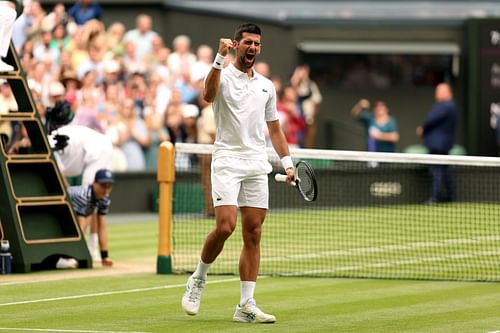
(181, 23, 295, 323)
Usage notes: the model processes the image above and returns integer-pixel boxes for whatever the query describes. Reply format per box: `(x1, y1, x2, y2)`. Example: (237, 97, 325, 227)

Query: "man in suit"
(416, 83, 458, 203)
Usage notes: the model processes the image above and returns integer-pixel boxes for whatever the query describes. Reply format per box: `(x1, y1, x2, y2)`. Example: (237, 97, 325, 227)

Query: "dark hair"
(233, 23, 261, 41)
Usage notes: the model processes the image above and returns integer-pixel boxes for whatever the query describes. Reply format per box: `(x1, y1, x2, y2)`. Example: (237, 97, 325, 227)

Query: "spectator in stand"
(47, 80, 66, 107)
(74, 89, 104, 133)
(190, 44, 213, 83)
(175, 66, 199, 105)
(145, 34, 165, 68)
(97, 82, 122, 131)
(277, 85, 305, 148)
(144, 105, 169, 170)
(289, 64, 322, 148)
(68, 0, 103, 26)
(254, 61, 270, 78)
(126, 72, 147, 117)
(77, 36, 106, 84)
(149, 46, 171, 82)
(102, 59, 122, 86)
(148, 70, 172, 118)
(122, 40, 148, 77)
(122, 14, 158, 63)
(74, 70, 105, 132)
(33, 26, 59, 66)
(65, 26, 89, 71)
(7, 122, 31, 154)
(115, 97, 150, 171)
(60, 68, 81, 111)
(21, 56, 36, 80)
(351, 99, 399, 153)
(43, 3, 71, 32)
(165, 89, 199, 143)
(24, 1, 46, 47)
(168, 34, 196, 78)
(12, 0, 30, 52)
(29, 61, 52, 107)
(164, 90, 190, 170)
(49, 23, 69, 55)
(105, 22, 126, 57)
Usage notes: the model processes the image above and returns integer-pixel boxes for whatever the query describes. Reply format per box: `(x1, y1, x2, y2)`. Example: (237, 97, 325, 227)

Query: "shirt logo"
(262, 88, 268, 93)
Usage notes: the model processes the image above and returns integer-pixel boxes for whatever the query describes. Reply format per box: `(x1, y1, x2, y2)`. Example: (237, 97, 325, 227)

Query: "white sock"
(240, 281, 256, 306)
(89, 233, 99, 254)
(192, 258, 210, 280)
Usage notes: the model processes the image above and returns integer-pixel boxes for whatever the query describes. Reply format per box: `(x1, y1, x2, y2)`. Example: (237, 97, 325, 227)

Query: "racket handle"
(275, 173, 288, 182)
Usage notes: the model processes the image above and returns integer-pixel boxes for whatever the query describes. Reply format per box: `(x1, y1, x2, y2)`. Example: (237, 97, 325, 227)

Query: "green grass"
(2, 273, 500, 332)
(1, 215, 500, 332)
(173, 203, 500, 280)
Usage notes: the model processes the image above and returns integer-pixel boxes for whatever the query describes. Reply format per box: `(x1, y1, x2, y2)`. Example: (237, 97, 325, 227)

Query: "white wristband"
(281, 156, 294, 171)
(212, 53, 226, 70)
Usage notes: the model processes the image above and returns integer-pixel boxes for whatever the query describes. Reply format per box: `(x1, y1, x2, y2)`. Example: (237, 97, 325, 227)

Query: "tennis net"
(171, 143, 500, 281)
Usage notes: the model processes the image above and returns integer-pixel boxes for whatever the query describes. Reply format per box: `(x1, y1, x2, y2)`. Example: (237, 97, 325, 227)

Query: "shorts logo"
(216, 197, 222, 201)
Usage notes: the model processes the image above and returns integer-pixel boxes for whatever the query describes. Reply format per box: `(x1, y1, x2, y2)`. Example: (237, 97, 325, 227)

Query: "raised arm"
(351, 99, 370, 118)
(203, 38, 234, 103)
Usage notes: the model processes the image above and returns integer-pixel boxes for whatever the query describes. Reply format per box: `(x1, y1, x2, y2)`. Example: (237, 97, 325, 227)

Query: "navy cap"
(94, 169, 115, 184)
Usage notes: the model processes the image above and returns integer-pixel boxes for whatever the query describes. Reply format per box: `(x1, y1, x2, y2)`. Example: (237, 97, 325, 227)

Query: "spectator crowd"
(1, 0, 322, 173)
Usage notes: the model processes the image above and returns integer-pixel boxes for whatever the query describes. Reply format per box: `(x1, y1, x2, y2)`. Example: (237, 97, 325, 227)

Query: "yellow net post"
(156, 141, 175, 274)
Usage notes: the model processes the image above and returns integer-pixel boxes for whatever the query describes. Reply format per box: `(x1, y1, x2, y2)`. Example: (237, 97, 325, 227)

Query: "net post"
(156, 141, 175, 274)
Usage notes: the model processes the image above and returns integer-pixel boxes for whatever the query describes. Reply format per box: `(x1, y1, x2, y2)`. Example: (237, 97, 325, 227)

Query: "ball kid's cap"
(94, 169, 115, 184)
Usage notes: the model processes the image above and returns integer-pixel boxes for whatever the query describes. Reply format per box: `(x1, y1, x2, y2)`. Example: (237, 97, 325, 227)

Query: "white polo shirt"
(212, 63, 279, 160)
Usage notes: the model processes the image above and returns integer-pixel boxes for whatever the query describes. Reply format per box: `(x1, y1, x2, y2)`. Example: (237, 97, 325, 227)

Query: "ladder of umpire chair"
(0, 43, 92, 272)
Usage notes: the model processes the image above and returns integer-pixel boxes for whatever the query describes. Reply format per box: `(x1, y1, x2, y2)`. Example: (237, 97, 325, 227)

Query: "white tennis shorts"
(211, 156, 273, 209)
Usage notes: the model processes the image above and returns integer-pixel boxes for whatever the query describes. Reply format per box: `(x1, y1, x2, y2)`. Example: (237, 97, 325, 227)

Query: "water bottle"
(0, 240, 12, 274)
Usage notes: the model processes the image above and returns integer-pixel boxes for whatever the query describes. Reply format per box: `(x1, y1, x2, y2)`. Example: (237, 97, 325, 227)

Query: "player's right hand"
(286, 167, 296, 187)
(218, 38, 234, 56)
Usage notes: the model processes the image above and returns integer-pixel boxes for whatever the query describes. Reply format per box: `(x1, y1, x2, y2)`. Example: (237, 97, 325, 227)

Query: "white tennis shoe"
(181, 276, 205, 315)
(233, 298, 276, 323)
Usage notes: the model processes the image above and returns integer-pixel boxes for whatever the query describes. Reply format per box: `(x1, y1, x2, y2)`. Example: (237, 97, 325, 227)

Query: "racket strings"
(297, 166, 315, 199)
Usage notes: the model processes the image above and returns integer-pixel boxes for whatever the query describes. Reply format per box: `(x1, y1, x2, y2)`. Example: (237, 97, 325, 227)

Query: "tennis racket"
(275, 160, 318, 202)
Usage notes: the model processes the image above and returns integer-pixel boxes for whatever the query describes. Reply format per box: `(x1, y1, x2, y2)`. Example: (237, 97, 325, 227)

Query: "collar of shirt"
(228, 62, 257, 80)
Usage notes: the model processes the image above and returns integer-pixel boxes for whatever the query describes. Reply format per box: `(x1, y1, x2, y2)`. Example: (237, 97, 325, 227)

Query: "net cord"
(175, 143, 500, 167)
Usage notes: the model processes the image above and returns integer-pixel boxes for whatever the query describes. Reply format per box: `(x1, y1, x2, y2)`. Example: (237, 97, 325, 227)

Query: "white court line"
(280, 249, 500, 276)
(0, 277, 241, 308)
(0, 328, 148, 333)
(258, 235, 500, 263)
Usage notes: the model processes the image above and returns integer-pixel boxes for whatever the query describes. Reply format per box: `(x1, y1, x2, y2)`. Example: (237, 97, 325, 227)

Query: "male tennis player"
(181, 23, 295, 323)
